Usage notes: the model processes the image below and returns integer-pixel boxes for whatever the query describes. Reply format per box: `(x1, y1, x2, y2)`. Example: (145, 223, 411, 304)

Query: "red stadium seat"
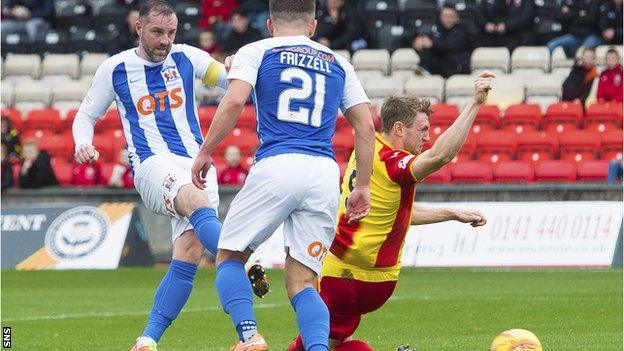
(472, 104, 500, 132)
(51, 158, 72, 185)
(475, 131, 517, 163)
(493, 161, 534, 182)
(559, 130, 601, 162)
(100, 162, 115, 182)
(215, 128, 259, 156)
(456, 133, 477, 161)
(22, 128, 57, 139)
(502, 103, 541, 133)
(94, 109, 122, 132)
(451, 161, 493, 183)
(577, 160, 610, 181)
(333, 130, 355, 162)
(584, 102, 623, 132)
(91, 135, 115, 162)
(237, 105, 257, 131)
(198, 105, 217, 128)
(335, 114, 351, 133)
(25, 108, 62, 133)
(534, 160, 577, 181)
(338, 161, 348, 181)
(422, 165, 451, 183)
(542, 101, 583, 133)
(516, 131, 559, 162)
(601, 130, 623, 160)
(64, 108, 79, 130)
(2, 108, 23, 131)
(429, 103, 459, 136)
(38, 135, 73, 161)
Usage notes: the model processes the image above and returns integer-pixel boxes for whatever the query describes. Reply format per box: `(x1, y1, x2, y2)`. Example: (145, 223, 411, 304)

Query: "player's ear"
(308, 19, 317, 38)
(267, 18, 274, 37)
(393, 121, 404, 137)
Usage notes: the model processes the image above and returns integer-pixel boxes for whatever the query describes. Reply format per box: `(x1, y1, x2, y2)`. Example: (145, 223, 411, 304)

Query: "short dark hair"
(139, 0, 175, 20)
(380, 95, 433, 134)
(270, 0, 315, 24)
(440, 3, 457, 12)
(606, 48, 620, 57)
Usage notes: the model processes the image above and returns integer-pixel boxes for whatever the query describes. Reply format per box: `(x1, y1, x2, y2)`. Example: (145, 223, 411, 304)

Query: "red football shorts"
(319, 276, 397, 342)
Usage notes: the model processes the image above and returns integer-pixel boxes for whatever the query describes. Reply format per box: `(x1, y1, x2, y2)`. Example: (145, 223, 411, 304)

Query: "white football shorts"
(218, 153, 340, 275)
(134, 153, 219, 242)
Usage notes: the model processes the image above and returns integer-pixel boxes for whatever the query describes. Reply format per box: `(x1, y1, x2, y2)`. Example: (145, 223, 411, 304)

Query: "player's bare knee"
(215, 249, 251, 267)
(284, 255, 318, 299)
(174, 184, 212, 217)
(172, 230, 204, 264)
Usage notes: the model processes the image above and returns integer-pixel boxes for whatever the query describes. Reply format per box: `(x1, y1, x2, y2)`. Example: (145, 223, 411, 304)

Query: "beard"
(142, 38, 171, 62)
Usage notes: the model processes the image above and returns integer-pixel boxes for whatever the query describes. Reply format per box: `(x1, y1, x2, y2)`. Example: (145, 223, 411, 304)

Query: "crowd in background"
(0, 0, 622, 189)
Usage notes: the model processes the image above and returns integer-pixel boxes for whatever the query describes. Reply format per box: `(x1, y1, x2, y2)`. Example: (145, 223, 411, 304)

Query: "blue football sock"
(142, 259, 197, 342)
(188, 206, 221, 255)
(215, 259, 257, 341)
(291, 287, 330, 351)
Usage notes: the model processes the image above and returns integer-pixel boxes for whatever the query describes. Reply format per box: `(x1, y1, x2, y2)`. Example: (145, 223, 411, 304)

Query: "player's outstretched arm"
(344, 103, 376, 222)
(411, 204, 487, 227)
(192, 79, 252, 189)
(410, 71, 495, 181)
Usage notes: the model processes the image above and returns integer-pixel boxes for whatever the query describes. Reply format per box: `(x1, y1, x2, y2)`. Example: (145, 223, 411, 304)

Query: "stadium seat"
(237, 105, 257, 131)
(334, 50, 350, 62)
(51, 158, 73, 185)
(1, 108, 22, 131)
(456, 133, 477, 161)
(198, 105, 217, 128)
(542, 101, 583, 132)
(338, 161, 349, 181)
(38, 135, 73, 161)
(30, 29, 69, 55)
(451, 161, 493, 182)
(1, 80, 13, 108)
(92, 134, 119, 162)
(215, 128, 259, 156)
(584, 102, 623, 132)
(333, 130, 355, 163)
(100, 161, 115, 181)
(510, 46, 550, 77)
(372, 24, 406, 51)
(352, 49, 391, 74)
(475, 131, 517, 163)
(67, 28, 105, 55)
(363, 76, 404, 98)
(486, 74, 525, 110)
(3, 54, 41, 80)
(87, 0, 116, 16)
(175, 1, 201, 23)
(525, 74, 565, 113)
(534, 160, 576, 181)
(390, 70, 417, 84)
(493, 161, 535, 182)
(25, 108, 62, 133)
(422, 165, 451, 183)
(577, 160, 610, 181)
(471, 47, 510, 74)
(472, 104, 501, 132)
(1, 33, 30, 57)
(428, 103, 459, 136)
(600, 130, 623, 160)
(550, 46, 573, 77)
(80, 53, 109, 77)
(404, 76, 444, 104)
(355, 70, 384, 86)
(559, 130, 601, 162)
(94, 109, 122, 132)
(363, 0, 399, 22)
(63, 108, 79, 130)
(502, 103, 542, 133)
(13, 80, 51, 113)
(445, 75, 474, 107)
(390, 48, 420, 72)
(52, 79, 89, 106)
(516, 130, 559, 162)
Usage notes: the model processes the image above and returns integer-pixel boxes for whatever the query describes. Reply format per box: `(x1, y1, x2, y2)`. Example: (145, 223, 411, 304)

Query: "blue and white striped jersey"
(228, 35, 369, 161)
(76, 44, 226, 168)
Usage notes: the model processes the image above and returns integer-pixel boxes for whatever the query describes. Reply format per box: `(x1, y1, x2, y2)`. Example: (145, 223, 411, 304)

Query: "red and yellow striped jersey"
(323, 133, 418, 282)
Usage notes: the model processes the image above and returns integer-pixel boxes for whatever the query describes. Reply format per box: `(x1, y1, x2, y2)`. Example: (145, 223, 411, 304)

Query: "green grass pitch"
(1, 268, 622, 350)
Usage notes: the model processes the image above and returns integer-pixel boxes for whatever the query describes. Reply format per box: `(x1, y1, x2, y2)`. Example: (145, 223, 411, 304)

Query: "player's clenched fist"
(473, 70, 495, 104)
(191, 152, 213, 189)
(74, 144, 99, 164)
(454, 209, 487, 227)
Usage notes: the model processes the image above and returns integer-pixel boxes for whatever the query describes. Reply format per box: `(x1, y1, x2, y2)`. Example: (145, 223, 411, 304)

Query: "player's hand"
(454, 209, 487, 227)
(474, 71, 495, 105)
(346, 185, 371, 223)
(74, 144, 99, 164)
(191, 151, 213, 189)
(224, 55, 235, 72)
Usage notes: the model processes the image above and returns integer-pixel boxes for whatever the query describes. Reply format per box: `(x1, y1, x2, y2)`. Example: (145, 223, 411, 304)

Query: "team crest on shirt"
(162, 67, 179, 83)
(163, 174, 177, 191)
(398, 155, 415, 169)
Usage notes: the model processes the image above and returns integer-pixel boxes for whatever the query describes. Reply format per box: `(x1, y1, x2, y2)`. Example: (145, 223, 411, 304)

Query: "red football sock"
(334, 340, 375, 351)
(285, 335, 304, 351)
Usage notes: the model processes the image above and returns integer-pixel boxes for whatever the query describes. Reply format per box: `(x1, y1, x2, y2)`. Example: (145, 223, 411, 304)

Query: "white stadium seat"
(3, 54, 41, 80)
(355, 70, 384, 85)
(550, 46, 573, 77)
(404, 75, 444, 103)
(511, 46, 550, 77)
(525, 74, 564, 112)
(444, 74, 474, 106)
(42, 54, 80, 80)
(14, 79, 51, 113)
(80, 53, 109, 77)
(390, 48, 420, 72)
(1, 80, 14, 108)
(471, 47, 510, 74)
(486, 74, 525, 109)
(363, 76, 404, 98)
(390, 70, 417, 84)
(333, 50, 351, 63)
(352, 49, 390, 74)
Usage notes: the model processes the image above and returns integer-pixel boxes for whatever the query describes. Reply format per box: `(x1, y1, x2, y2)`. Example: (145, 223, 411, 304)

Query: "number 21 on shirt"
(277, 67, 326, 128)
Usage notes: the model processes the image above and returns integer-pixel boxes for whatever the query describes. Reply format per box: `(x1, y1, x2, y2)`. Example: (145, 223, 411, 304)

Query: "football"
(490, 329, 543, 351)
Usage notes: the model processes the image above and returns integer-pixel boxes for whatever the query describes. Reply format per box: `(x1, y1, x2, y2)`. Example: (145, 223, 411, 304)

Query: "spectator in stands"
(1, 116, 21, 157)
(1, 144, 13, 191)
(107, 7, 140, 55)
(71, 159, 106, 187)
(199, 29, 223, 59)
(607, 155, 623, 183)
(412, 3, 472, 78)
(597, 48, 623, 102)
(313, 0, 364, 51)
(562, 47, 598, 105)
(599, 0, 623, 45)
(220, 10, 263, 55)
(237, 0, 270, 36)
(475, 0, 535, 52)
(18, 138, 58, 189)
(1, 0, 54, 42)
(218, 145, 248, 186)
(108, 149, 134, 188)
(547, 0, 601, 56)
(199, 0, 236, 30)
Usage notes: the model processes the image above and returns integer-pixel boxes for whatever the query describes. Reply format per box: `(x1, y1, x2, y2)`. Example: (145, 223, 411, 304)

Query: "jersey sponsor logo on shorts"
(307, 241, 328, 261)
(136, 88, 184, 116)
(44, 206, 109, 260)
